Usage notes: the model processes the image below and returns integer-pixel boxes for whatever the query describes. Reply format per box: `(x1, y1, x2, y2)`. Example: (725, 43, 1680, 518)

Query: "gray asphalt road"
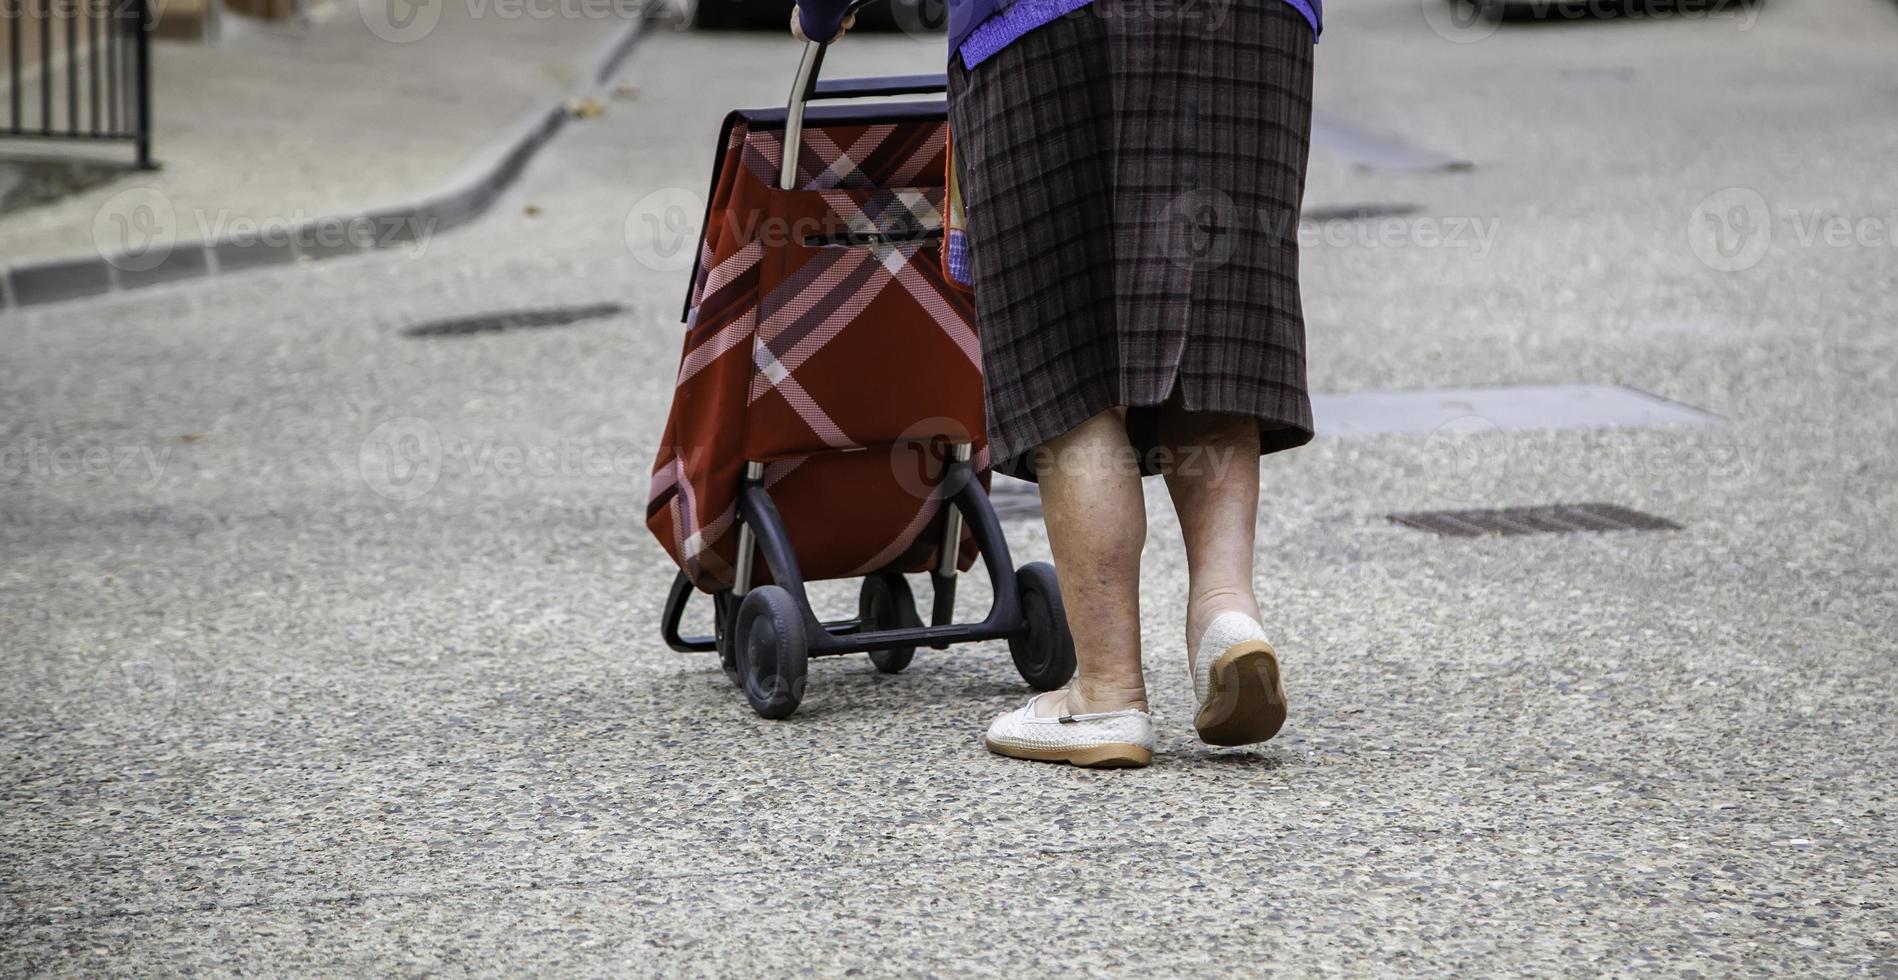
(4, 0, 1896, 973)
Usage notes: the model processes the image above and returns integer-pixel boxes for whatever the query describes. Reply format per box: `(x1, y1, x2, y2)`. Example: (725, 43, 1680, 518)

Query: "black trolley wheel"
(1007, 562, 1076, 691)
(859, 572, 922, 673)
(733, 585, 809, 719)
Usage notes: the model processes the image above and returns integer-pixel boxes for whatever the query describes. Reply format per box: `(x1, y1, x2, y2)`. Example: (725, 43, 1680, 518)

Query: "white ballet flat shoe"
(1191, 612, 1288, 747)
(983, 691, 1155, 768)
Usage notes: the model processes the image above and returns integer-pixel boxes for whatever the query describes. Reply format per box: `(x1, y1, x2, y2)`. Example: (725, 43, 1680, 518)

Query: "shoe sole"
(983, 737, 1153, 769)
(1194, 639, 1287, 747)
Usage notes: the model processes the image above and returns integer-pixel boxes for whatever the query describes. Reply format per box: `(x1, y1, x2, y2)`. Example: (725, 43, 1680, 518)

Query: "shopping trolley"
(649, 29, 1076, 719)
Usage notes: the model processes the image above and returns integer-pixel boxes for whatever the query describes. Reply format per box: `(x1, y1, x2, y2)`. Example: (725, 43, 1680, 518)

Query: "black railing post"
(133, 0, 152, 168)
(66, 0, 79, 131)
(6, 0, 21, 133)
(107, 0, 120, 132)
(87, 0, 100, 134)
(40, 0, 52, 134)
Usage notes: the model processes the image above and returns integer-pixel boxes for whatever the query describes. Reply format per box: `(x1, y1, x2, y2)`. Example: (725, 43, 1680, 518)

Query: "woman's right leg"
(1158, 407, 1287, 745)
(1157, 409, 1263, 656)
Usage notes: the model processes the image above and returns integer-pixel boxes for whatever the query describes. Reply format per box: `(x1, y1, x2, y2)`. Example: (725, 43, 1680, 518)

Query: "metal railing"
(2, 0, 154, 168)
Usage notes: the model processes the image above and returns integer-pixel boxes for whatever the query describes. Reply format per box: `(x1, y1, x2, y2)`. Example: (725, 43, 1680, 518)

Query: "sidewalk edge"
(0, 11, 650, 313)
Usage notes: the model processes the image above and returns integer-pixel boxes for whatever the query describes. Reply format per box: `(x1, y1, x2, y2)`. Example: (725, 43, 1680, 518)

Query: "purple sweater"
(797, 0, 1320, 67)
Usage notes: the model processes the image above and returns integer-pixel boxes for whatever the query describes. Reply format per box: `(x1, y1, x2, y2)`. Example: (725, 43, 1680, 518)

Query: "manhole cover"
(1389, 503, 1680, 537)
(402, 302, 624, 338)
(1313, 384, 1720, 438)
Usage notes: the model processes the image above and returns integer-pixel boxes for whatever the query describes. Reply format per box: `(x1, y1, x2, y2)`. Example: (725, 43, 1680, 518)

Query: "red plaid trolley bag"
(649, 36, 1077, 719)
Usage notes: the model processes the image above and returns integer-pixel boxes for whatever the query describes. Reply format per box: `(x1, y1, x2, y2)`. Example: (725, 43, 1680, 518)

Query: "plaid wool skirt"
(948, 0, 1316, 479)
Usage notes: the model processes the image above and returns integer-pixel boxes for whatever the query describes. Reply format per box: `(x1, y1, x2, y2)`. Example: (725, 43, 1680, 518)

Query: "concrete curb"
(0, 12, 651, 313)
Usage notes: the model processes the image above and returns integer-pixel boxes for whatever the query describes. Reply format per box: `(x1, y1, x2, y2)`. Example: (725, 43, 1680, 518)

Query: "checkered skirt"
(948, 1, 1317, 478)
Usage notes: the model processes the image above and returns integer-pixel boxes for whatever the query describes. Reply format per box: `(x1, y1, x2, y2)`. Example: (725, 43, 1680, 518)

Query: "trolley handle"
(812, 74, 950, 100)
(779, 0, 950, 191)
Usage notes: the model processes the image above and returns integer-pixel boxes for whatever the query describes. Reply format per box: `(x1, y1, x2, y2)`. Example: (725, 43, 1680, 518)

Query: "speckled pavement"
(3, 0, 1895, 974)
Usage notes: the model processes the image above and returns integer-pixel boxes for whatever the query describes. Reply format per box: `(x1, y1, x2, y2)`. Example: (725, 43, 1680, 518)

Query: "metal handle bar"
(779, 0, 950, 190)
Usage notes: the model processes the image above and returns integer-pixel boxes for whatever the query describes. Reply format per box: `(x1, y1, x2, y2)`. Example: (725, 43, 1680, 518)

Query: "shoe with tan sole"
(983, 691, 1154, 768)
(1191, 612, 1287, 747)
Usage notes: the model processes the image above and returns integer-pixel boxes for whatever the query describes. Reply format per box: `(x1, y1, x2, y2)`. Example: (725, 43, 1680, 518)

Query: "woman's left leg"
(1034, 408, 1150, 714)
(982, 408, 1157, 768)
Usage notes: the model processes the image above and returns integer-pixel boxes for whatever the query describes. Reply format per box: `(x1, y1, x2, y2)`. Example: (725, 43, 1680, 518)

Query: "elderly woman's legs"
(1029, 405, 1266, 713)
(1034, 408, 1150, 714)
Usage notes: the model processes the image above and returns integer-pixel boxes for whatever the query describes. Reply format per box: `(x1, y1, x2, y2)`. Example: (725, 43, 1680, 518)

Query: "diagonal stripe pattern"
(648, 110, 988, 593)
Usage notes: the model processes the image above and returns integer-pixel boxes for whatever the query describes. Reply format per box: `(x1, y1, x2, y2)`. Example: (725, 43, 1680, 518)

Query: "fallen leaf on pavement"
(566, 97, 606, 120)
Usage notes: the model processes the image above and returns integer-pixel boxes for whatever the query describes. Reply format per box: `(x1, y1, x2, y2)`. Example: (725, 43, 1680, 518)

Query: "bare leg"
(1158, 409, 1263, 668)
(1034, 408, 1149, 714)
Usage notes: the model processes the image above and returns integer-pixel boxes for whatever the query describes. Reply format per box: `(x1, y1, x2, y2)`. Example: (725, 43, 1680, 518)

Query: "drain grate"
(1301, 203, 1425, 223)
(402, 302, 624, 338)
(1389, 503, 1681, 537)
